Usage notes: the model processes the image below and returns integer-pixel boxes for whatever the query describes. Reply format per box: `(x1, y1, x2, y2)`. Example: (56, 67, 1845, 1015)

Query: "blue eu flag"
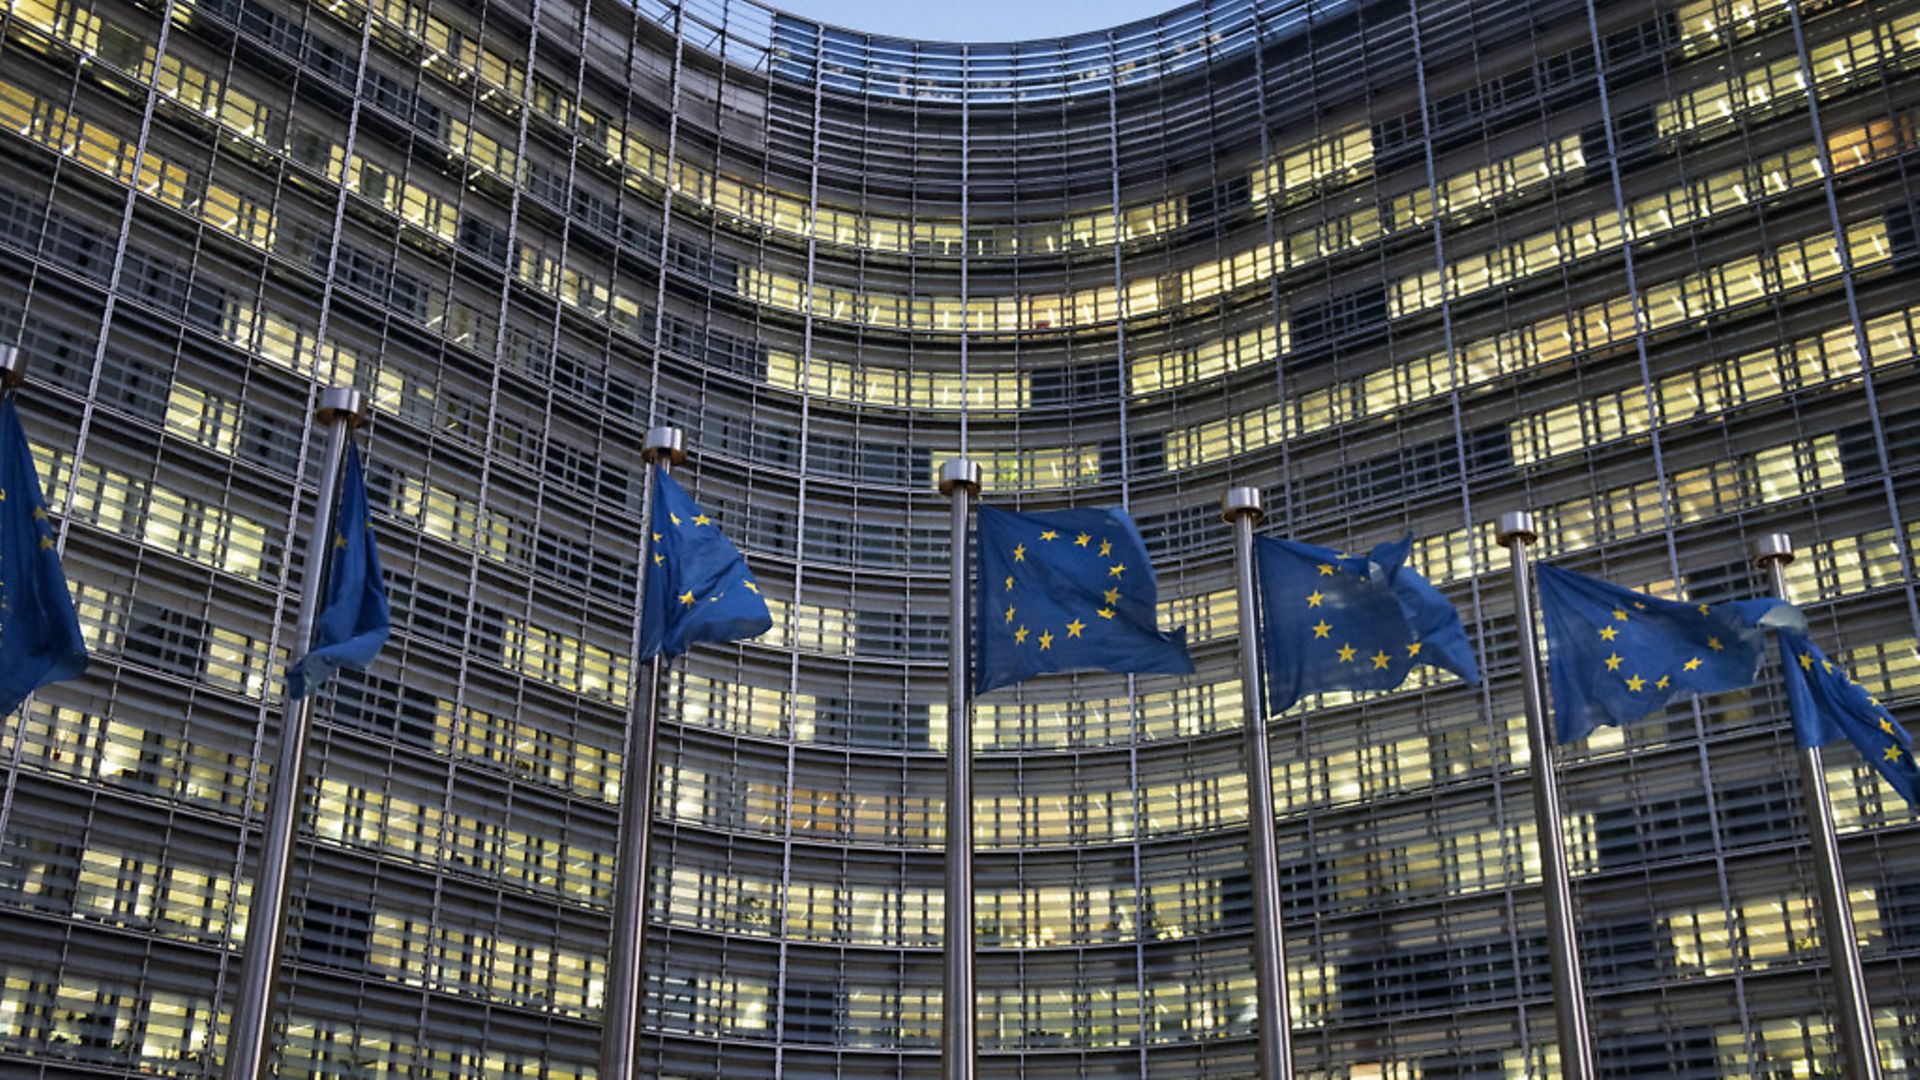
(1255, 535, 1479, 714)
(1777, 629, 1920, 805)
(1536, 563, 1798, 743)
(288, 443, 391, 698)
(640, 468, 771, 659)
(0, 396, 86, 718)
(975, 505, 1193, 694)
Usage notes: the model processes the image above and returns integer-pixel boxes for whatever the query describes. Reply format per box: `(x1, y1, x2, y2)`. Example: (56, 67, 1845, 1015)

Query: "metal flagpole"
(1222, 486, 1294, 1080)
(1754, 533, 1881, 1079)
(599, 425, 686, 1080)
(938, 457, 981, 1080)
(223, 386, 363, 1080)
(1495, 511, 1596, 1080)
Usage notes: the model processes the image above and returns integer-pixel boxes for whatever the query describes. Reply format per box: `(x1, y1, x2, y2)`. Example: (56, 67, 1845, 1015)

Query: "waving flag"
(1256, 534, 1478, 714)
(640, 468, 771, 659)
(1537, 563, 1799, 742)
(1778, 630, 1920, 805)
(975, 504, 1193, 694)
(0, 395, 86, 716)
(288, 443, 390, 698)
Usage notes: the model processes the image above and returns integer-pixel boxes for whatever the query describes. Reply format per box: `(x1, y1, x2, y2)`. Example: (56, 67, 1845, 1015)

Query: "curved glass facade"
(1, 0, 1920, 1074)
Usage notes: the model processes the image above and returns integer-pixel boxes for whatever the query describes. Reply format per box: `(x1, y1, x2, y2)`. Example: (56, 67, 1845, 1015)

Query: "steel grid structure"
(2, 0, 1920, 1075)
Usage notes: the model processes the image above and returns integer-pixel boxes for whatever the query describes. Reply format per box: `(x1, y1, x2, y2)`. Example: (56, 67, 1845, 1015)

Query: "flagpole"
(1222, 485, 1294, 1080)
(938, 457, 981, 1080)
(599, 425, 685, 1080)
(1495, 511, 1596, 1080)
(223, 385, 363, 1080)
(1754, 533, 1881, 1079)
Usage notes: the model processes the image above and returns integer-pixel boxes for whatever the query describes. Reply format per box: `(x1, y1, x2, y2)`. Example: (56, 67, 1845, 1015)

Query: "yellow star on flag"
(1612, 609, 1629, 622)
(1040, 530, 1058, 541)
(1306, 590, 1325, 608)
(31, 508, 45, 521)
(1887, 745, 1904, 762)
(334, 533, 347, 549)
(653, 553, 664, 565)
(1317, 563, 1335, 576)
(1108, 563, 1126, 578)
(1798, 652, 1814, 670)
(1625, 674, 1646, 691)
(1103, 587, 1120, 605)
(1683, 657, 1702, 671)
(1038, 630, 1054, 650)
(1406, 642, 1422, 657)
(1311, 620, 1332, 639)
(1604, 652, 1623, 671)
(693, 514, 711, 526)
(1099, 539, 1112, 557)
(1005, 604, 1016, 624)
(1013, 544, 1026, 562)
(1881, 718, 1897, 735)
(1005, 575, 1015, 591)
(744, 581, 759, 593)
(679, 590, 696, 606)
(1075, 533, 1091, 547)
(1014, 625, 1030, 644)
(1655, 675, 1671, 690)
(38, 536, 51, 551)
(1697, 604, 1710, 616)
(1598, 626, 1618, 641)
(1370, 650, 1391, 670)
(1066, 619, 1085, 638)
(670, 513, 681, 526)
(1097, 607, 1115, 619)
(1336, 644, 1357, 663)
(1708, 637, 1724, 652)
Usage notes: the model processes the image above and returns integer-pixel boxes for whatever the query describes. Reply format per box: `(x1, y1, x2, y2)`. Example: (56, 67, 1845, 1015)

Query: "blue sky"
(773, 0, 1177, 41)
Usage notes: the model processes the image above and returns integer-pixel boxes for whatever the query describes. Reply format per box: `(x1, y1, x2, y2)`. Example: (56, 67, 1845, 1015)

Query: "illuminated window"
(164, 382, 240, 456)
(1669, 890, 1877, 975)
(1250, 124, 1375, 208)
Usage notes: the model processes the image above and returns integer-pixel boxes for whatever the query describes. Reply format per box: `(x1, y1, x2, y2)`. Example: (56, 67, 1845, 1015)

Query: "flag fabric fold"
(1777, 629, 1920, 805)
(975, 504, 1193, 694)
(640, 467, 771, 660)
(1536, 563, 1800, 743)
(1255, 535, 1479, 714)
(288, 443, 391, 699)
(0, 395, 86, 717)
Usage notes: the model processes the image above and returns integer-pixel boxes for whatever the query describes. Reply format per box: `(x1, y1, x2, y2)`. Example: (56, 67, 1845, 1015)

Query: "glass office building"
(1, 0, 1919, 1072)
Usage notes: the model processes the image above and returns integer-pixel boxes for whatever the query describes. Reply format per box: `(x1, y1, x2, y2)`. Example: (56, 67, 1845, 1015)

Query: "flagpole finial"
(0, 344, 23, 389)
(1753, 532, 1794, 567)
(1495, 510, 1537, 547)
(644, 426, 687, 465)
(316, 386, 365, 427)
(1221, 485, 1264, 524)
(938, 458, 981, 496)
